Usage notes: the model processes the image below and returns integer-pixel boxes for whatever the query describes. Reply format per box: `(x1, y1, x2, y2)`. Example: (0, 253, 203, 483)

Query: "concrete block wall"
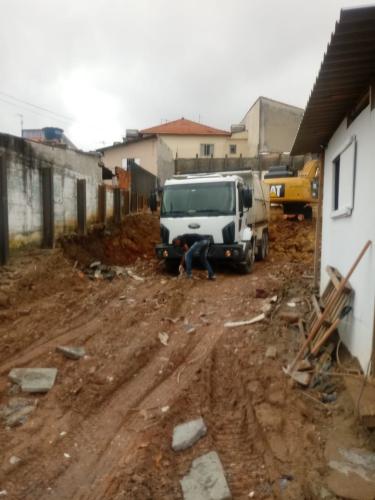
(0, 133, 145, 254)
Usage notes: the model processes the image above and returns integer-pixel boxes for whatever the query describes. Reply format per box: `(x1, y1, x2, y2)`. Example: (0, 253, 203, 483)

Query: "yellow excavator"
(263, 159, 320, 220)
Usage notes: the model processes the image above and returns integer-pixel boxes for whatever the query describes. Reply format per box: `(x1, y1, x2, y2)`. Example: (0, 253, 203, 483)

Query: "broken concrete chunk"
(89, 261, 101, 268)
(158, 332, 169, 346)
(180, 451, 231, 500)
(265, 346, 277, 359)
(0, 398, 37, 427)
(283, 366, 311, 386)
(9, 368, 57, 393)
(56, 346, 85, 360)
(172, 417, 207, 452)
(9, 456, 21, 466)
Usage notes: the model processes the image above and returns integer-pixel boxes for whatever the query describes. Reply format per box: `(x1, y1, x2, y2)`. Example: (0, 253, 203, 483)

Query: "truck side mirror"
(243, 188, 252, 208)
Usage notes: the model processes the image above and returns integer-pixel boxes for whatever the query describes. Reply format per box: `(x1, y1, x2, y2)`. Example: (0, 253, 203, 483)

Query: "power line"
(0, 97, 72, 124)
(0, 90, 74, 122)
(0, 96, 71, 125)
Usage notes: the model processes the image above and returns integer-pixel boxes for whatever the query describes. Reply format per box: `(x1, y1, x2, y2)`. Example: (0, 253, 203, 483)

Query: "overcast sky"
(0, 0, 373, 150)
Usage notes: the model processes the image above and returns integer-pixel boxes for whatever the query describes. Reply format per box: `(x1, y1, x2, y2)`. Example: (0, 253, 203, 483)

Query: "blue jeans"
(185, 239, 214, 277)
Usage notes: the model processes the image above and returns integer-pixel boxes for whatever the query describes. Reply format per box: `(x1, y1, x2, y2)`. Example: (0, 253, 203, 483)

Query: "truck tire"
(164, 259, 179, 274)
(238, 240, 255, 274)
(256, 230, 269, 261)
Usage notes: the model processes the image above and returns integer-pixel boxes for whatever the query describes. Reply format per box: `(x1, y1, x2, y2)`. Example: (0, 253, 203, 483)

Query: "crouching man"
(173, 234, 216, 280)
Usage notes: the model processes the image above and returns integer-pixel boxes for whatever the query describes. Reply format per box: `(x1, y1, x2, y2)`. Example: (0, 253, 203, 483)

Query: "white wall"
(321, 104, 375, 371)
(101, 138, 158, 175)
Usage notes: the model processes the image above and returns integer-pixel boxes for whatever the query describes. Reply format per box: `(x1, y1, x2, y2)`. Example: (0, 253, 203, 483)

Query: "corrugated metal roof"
(291, 5, 375, 155)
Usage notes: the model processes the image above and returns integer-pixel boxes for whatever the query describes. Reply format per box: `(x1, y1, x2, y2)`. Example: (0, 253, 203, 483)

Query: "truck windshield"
(161, 182, 235, 217)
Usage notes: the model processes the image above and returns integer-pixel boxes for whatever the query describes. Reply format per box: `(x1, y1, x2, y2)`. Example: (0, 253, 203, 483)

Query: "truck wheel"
(238, 241, 255, 274)
(256, 231, 269, 261)
(164, 259, 179, 274)
(303, 206, 313, 219)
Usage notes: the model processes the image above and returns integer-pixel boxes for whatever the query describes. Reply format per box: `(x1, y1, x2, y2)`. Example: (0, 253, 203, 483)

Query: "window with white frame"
(200, 144, 214, 157)
(331, 136, 356, 218)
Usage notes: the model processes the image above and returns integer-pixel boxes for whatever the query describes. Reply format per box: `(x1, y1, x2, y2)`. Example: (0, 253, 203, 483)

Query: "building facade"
(292, 5, 375, 372)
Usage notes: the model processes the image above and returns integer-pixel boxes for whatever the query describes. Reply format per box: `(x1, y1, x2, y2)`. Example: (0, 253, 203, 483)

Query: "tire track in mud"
(200, 340, 273, 499)
(38, 324, 227, 499)
(1, 275, 226, 499)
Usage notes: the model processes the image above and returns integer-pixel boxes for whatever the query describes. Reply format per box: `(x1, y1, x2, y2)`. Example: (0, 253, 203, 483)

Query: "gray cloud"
(0, 0, 373, 149)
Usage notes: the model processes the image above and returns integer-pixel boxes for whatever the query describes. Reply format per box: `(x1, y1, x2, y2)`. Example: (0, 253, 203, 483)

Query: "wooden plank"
(311, 295, 322, 318)
(287, 241, 372, 374)
(326, 266, 353, 294)
(311, 318, 340, 355)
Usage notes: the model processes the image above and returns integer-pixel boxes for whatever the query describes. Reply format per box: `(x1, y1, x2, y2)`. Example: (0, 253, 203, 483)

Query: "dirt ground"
(0, 211, 371, 499)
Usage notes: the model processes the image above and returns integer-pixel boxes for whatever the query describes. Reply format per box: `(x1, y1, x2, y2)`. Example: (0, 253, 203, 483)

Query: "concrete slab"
(9, 368, 57, 393)
(180, 451, 232, 500)
(56, 346, 86, 360)
(172, 417, 207, 451)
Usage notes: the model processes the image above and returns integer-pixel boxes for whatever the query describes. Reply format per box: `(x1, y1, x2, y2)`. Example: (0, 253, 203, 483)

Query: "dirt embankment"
(268, 208, 316, 265)
(60, 213, 160, 267)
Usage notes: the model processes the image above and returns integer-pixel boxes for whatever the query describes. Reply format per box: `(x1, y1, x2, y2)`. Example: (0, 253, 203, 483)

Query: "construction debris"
(56, 346, 86, 360)
(326, 447, 375, 499)
(158, 332, 169, 346)
(172, 417, 207, 451)
(224, 313, 265, 328)
(0, 398, 37, 427)
(180, 451, 231, 500)
(286, 241, 371, 376)
(265, 346, 277, 359)
(9, 368, 57, 393)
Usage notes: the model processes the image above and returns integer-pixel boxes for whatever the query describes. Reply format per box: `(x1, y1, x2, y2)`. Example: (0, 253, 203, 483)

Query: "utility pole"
(17, 113, 24, 136)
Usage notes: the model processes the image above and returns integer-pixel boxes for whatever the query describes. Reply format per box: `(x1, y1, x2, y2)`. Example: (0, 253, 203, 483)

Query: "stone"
(0, 398, 37, 427)
(172, 417, 207, 452)
(9, 456, 21, 466)
(9, 368, 57, 393)
(265, 346, 277, 359)
(89, 261, 101, 268)
(180, 451, 231, 500)
(56, 346, 86, 360)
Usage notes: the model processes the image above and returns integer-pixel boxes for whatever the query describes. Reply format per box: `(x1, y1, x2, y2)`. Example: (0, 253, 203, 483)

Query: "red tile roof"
(140, 118, 230, 136)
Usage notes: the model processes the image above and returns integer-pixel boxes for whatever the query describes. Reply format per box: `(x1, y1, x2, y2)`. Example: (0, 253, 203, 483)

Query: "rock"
(265, 346, 277, 359)
(89, 261, 101, 268)
(0, 398, 37, 427)
(158, 332, 169, 346)
(172, 417, 207, 451)
(56, 346, 86, 360)
(180, 451, 231, 500)
(9, 456, 21, 466)
(327, 447, 375, 499)
(9, 368, 57, 393)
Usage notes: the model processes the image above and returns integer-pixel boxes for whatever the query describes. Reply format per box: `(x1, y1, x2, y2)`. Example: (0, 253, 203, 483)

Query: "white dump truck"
(155, 170, 270, 273)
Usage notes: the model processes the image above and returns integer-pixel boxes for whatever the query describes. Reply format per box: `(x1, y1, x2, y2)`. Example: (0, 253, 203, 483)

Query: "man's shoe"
(208, 275, 216, 281)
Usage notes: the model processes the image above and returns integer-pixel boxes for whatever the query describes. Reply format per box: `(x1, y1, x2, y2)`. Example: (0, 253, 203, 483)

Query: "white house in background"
(292, 5, 375, 373)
